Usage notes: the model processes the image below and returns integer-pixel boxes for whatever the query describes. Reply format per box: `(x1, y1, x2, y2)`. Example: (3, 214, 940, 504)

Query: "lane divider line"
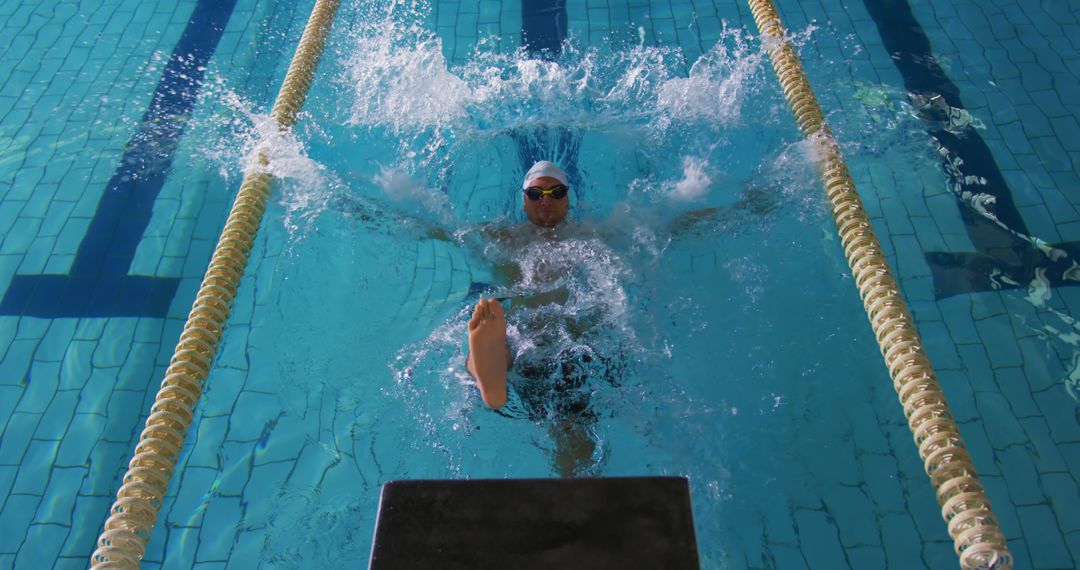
(89, 0, 341, 567)
(745, 1, 1013, 568)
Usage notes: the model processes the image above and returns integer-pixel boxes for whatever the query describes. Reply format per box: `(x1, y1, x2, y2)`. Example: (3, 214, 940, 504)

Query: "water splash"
(667, 156, 713, 202)
(191, 79, 336, 240)
(335, 8, 782, 187)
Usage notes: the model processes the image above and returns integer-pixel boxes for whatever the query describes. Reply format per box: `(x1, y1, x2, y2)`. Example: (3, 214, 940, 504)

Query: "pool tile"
(285, 440, 342, 489)
(767, 545, 807, 568)
(133, 317, 164, 343)
(254, 415, 308, 467)
(186, 416, 229, 470)
(1018, 504, 1073, 568)
(55, 413, 106, 467)
(1032, 386, 1080, 442)
(1031, 136, 1072, 173)
(239, 461, 292, 525)
(880, 512, 923, 569)
(101, 388, 146, 442)
(54, 556, 88, 570)
(846, 545, 885, 568)
(1019, 416, 1071, 475)
(959, 419, 998, 476)
(918, 320, 962, 368)
(0, 410, 41, 464)
(79, 441, 129, 496)
(848, 403, 889, 454)
(225, 391, 279, 442)
(975, 391, 1028, 448)
(216, 325, 249, 370)
(166, 465, 216, 528)
(11, 440, 60, 495)
(1041, 473, 1080, 534)
(806, 433, 859, 485)
(0, 493, 41, 548)
(0, 217, 42, 255)
(904, 463, 951, 534)
(0, 338, 36, 387)
(1060, 442, 1080, 480)
(196, 496, 241, 563)
(973, 315, 1023, 367)
(999, 444, 1047, 506)
(994, 366, 1040, 418)
(1020, 63, 1053, 93)
(92, 319, 136, 368)
(860, 453, 906, 510)
(999, 120, 1036, 156)
(822, 485, 880, 547)
(921, 539, 956, 569)
(34, 466, 87, 526)
(37, 319, 77, 362)
(12, 522, 66, 568)
(116, 342, 157, 390)
(58, 339, 94, 391)
(33, 385, 78, 440)
(794, 508, 848, 569)
(937, 368, 979, 421)
(159, 526, 202, 568)
(1017, 336, 1059, 392)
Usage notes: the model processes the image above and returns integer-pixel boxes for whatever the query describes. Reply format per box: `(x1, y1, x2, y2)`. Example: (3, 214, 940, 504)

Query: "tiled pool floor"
(1, 0, 1078, 568)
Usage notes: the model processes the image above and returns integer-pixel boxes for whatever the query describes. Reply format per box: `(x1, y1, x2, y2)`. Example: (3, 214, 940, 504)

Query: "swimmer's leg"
(551, 420, 596, 478)
(467, 298, 512, 409)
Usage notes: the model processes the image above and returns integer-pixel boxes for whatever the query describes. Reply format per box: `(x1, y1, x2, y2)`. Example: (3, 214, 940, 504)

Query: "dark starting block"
(369, 476, 700, 570)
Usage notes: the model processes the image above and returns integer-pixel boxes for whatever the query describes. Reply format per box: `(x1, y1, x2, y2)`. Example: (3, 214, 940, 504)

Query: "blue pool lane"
(863, 0, 1080, 298)
(521, 0, 567, 57)
(515, 0, 582, 194)
(0, 0, 239, 318)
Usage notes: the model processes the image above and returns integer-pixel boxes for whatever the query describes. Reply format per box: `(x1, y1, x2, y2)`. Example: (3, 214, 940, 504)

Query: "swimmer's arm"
(668, 186, 780, 236)
(669, 207, 722, 235)
(429, 221, 510, 244)
(333, 193, 460, 242)
(497, 287, 570, 311)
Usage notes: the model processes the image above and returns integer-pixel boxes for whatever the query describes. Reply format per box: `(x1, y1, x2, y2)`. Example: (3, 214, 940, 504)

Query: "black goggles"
(523, 184, 569, 200)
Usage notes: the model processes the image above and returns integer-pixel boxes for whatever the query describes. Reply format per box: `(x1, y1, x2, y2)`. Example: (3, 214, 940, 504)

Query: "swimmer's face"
(522, 176, 570, 228)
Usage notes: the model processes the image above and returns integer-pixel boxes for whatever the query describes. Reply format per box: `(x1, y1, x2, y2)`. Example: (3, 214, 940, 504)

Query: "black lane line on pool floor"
(516, 0, 581, 191)
(0, 0, 239, 318)
(862, 0, 1080, 298)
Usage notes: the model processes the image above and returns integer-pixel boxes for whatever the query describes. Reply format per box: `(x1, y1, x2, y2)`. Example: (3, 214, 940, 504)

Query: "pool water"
(1, 0, 1079, 568)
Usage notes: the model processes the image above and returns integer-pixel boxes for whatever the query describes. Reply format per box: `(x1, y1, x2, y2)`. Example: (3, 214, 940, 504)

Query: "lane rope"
(89, 0, 341, 567)
(745, 1, 1013, 568)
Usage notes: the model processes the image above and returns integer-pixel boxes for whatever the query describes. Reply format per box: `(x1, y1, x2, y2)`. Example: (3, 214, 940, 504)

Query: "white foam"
(668, 156, 713, 201)
(373, 164, 453, 223)
(191, 83, 332, 238)
(346, 32, 471, 131)
(656, 27, 765, 129)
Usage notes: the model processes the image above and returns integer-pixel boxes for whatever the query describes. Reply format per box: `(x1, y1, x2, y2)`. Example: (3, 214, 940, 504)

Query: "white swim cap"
(522, 160, 568, 189)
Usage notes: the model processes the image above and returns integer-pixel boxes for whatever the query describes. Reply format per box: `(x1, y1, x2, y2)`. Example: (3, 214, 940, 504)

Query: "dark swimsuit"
(467, 282, 624, 423)
(502, 344, 626, 423)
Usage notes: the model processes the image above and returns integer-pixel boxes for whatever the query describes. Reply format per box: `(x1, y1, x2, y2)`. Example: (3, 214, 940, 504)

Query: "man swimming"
(464, 160, 609, 477)
(466, 160, 570, 411)
(462, 159, 776, 476)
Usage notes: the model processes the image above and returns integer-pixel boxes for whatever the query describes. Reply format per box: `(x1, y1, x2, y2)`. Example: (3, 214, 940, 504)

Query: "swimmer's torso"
(481, 221, 629, 341)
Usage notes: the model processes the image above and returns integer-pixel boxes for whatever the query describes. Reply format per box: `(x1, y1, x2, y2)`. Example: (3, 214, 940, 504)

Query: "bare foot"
(467, 298, 509, 409)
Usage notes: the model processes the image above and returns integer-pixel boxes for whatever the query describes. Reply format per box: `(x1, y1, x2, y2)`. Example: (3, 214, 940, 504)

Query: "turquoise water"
(1, 0, 1079, 568)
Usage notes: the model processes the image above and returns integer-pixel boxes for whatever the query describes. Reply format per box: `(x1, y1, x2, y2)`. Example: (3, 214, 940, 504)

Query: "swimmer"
(466, 160, 569, 410)
(466, 160, 598, 477)
(464, 160, 777, 476)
